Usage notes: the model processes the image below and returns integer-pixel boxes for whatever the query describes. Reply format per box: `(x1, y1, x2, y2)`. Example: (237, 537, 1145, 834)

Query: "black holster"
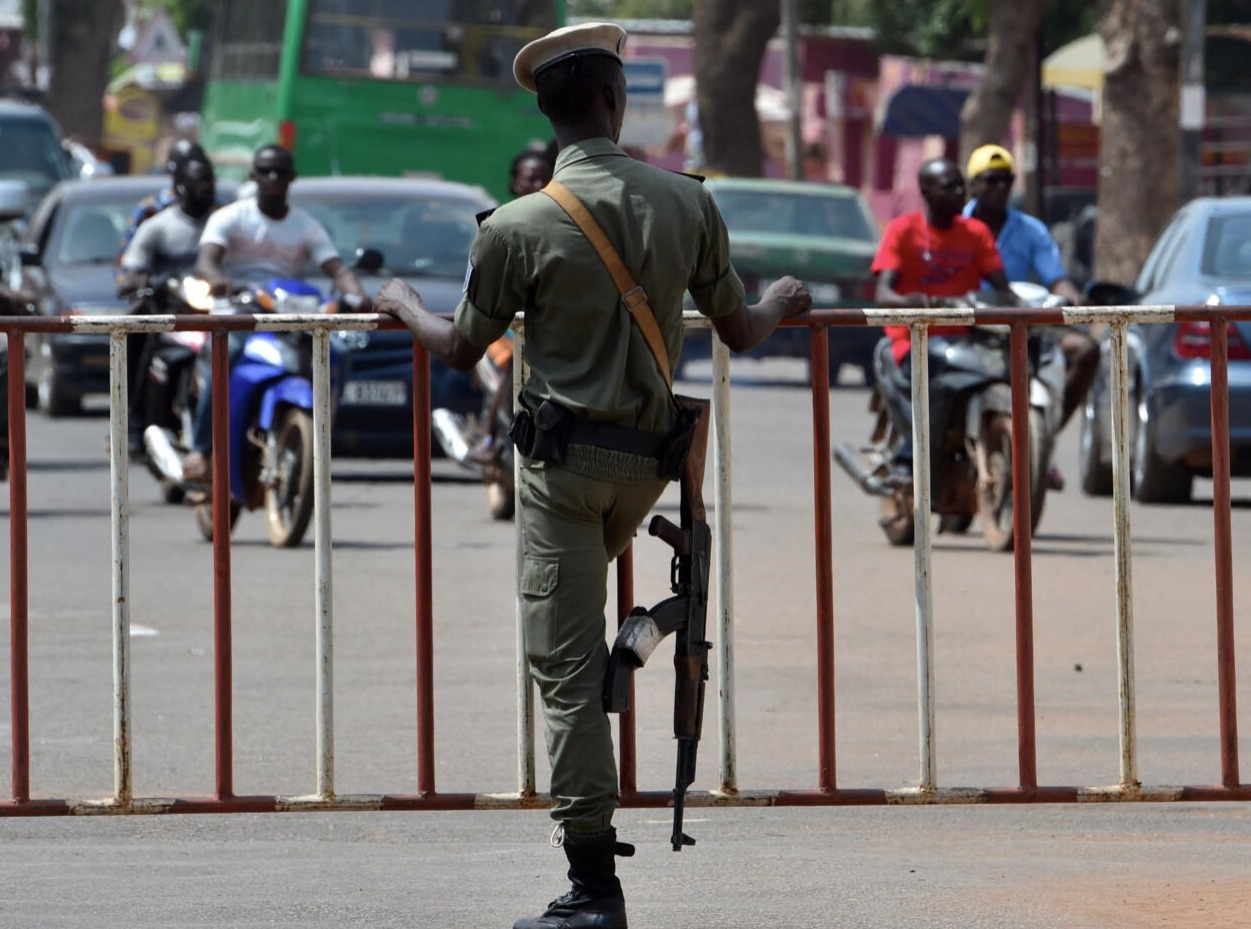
(509, 399, 574, 465)
(658, 396, 706, 482)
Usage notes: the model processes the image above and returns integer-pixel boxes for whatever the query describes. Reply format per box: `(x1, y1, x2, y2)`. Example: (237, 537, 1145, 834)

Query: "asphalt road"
(1, 356, 1249, 928)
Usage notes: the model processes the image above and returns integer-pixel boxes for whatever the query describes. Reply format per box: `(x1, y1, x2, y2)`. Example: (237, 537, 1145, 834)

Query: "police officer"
(376, 21, 810, 929)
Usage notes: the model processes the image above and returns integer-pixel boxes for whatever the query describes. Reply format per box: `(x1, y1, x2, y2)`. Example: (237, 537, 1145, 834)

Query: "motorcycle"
(129, 274, 211, 504)
(834, 284, 1067, 552)
(430, 335, 516, 521)
(145, 278, 333, 548)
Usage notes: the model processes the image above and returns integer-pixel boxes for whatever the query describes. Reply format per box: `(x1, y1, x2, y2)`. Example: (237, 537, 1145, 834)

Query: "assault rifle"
(603, 398, 712, 851)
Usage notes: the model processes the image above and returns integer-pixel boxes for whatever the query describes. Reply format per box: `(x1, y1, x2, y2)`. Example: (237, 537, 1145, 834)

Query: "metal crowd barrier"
(1, 305, 1247, 816)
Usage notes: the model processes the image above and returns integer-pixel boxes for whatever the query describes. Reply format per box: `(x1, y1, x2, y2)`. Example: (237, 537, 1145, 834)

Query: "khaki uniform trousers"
(518, 458, 668, 835)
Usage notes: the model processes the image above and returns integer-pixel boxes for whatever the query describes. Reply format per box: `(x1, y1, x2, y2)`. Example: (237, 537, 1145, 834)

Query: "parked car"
(288, 175, 496, 458)
(0, 100, 75, 209)
(7, 176, 168, 415)
(1079, 196, 1251, 503)
(678, 177, 881, 383)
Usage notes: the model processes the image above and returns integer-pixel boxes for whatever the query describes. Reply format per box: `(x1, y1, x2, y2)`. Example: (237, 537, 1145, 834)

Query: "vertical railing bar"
(8, 330, 30, 803)
(210, 328, 234, 799)
(1108, 322, 1139, 788)
(1008, 323, 1038, 790)
(512, 318, 536, 797)
(1208, 316, 1240, 788)
(809, 327, 837, 792)
(616, 548, 637, 796)
(411, 337, 436, 797)
(910, 325, 936, 791)
(313, 329, 335, 798)
(712, 332, 736, 794)
(108, 331, 132, 806)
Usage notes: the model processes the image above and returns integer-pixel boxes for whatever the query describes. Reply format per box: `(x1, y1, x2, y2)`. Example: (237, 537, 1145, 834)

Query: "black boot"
(513, 828, 630, 929)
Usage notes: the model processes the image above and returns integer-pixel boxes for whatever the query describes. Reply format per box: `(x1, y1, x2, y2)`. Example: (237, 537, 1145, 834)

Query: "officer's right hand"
(763, 275, 812, 317)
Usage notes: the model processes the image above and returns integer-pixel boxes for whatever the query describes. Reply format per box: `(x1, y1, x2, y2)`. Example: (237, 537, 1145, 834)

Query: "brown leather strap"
(542, 180, 673, 388)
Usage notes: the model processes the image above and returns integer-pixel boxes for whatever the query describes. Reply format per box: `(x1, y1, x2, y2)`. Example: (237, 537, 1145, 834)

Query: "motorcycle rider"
(118, 139, 214, 256)
(186, 143, 371, 483)
(116, 155, 218, 459)
(963, 144, 1099, 488)
(872, 156, 1017, 479)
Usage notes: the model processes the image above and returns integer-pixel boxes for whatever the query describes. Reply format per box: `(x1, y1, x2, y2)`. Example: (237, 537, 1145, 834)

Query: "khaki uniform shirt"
(454, 138, 744, 440)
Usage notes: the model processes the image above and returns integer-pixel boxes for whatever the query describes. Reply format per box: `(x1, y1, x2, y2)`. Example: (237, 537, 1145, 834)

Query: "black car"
(8, 176, 168, 416)
(289, 176, 497, 458)
(0, 100, 75, 210)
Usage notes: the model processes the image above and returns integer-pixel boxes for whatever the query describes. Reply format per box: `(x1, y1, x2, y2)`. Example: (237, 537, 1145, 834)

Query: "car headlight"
(334, 330, 369, 351)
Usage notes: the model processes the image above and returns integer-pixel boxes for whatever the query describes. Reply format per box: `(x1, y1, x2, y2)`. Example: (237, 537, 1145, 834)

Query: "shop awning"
(878, 84, 970, 138)
(1042, 33, 1104, 92)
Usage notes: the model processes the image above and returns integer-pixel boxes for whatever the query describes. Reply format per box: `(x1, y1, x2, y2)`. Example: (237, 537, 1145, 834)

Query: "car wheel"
(37, 361, 80, 418)
(1131, 388, 1191, 504)
(1078, 394, 1113, 497)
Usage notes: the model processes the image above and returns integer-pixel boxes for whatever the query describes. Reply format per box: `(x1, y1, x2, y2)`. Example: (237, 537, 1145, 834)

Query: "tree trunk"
(1094, 0, 1181, 283)
(959, 0, 1049, 165)
(960, 0, 1050, 214)
(692, 0, 780, 177)
(46, 0, 123, 146)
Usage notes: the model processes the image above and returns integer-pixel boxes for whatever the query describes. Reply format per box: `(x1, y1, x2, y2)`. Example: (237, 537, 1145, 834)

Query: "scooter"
(834, 285, 1066, 551)
(145, 278, 329, 548)
(430, 336, 516, 521)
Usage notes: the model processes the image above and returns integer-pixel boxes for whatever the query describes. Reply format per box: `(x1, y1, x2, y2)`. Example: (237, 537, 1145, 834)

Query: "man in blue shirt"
(964, 144, 1098, 488)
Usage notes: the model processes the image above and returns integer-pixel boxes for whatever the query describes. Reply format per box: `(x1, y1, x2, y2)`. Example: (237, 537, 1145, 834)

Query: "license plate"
(342, 380, 407, 406)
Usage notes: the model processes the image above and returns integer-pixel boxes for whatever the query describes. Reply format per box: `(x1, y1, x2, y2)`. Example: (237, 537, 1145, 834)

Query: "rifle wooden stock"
(674, 396, 710, 525)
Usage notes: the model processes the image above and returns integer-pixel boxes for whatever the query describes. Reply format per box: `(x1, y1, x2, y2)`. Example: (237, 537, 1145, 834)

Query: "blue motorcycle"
(146, 277, 331, 548)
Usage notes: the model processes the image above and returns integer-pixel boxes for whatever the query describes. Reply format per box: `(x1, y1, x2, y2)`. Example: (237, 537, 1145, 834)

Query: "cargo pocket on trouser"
(521, 555, 560, 662)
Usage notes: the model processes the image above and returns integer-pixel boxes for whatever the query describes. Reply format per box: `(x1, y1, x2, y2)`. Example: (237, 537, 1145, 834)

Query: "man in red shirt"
(870, 158, 1016, 478)
(873, 157, 1015, 364)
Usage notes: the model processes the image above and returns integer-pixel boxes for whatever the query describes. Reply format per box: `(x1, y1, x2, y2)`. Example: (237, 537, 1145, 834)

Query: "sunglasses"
(979, 173, 1015, 187)
(255, 166, 295, 181)
(936, 178, 965, 193)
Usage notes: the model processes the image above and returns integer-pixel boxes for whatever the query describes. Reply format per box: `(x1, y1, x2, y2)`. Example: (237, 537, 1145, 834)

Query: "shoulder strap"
(542, 179, 673, 389)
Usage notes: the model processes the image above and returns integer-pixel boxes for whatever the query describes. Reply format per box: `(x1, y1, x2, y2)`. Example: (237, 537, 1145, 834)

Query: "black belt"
(567, 418, 666, 459)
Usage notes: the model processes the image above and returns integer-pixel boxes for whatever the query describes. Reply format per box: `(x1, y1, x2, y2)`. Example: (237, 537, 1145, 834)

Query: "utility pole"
(780, 0, 803, 181)
(1179, 0, 1205, 202)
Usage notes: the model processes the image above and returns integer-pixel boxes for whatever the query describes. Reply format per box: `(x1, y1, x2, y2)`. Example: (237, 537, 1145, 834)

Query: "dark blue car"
(290, 176, 496, 459)
(1080, 197, 1251, 503)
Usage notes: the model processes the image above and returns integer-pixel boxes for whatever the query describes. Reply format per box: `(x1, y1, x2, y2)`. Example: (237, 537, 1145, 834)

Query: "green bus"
(200, 1, 565, 202)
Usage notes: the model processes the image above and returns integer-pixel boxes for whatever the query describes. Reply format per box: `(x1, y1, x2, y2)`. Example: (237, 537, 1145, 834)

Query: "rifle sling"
(542, 180, 674, 390)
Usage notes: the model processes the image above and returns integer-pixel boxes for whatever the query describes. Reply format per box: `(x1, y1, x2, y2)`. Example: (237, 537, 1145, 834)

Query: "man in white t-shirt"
(117, 155, 218, 458)
(185, 144, 370, 481)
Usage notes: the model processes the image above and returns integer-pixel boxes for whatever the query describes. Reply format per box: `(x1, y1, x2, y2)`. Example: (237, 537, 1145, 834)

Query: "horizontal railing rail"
(2, 305, 1247, 815)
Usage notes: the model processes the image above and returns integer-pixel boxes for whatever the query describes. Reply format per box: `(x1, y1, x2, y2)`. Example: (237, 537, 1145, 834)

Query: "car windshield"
(293, 191, 480, 279)
(1201, 212, 1251, 278)
(712, 189, 876, 242)
(51, 196, 138, 266)
(0, 119, 73, 200)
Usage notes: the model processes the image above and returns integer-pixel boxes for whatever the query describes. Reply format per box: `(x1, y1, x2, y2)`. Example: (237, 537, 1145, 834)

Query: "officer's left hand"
(764, 275, 812, 317)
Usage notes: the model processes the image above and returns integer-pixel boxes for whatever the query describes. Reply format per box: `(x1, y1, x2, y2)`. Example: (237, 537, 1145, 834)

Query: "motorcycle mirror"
(353, 247, 385, 274)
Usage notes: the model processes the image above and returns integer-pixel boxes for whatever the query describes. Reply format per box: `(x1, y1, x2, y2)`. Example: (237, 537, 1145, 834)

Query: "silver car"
(1079, 197, 1251, 503)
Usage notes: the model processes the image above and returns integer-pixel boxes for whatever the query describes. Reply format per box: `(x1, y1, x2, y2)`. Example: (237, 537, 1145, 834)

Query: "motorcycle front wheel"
(265, 408, 315, 548)
(976, 412, 1016, 552)
(195, 499, 242, 542)
(878, 490, 915, 546)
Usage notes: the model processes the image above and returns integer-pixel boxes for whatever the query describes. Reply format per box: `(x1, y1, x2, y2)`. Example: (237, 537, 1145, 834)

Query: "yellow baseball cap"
(966, 144, 1015, 180)
(513, 22, 627, 93)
